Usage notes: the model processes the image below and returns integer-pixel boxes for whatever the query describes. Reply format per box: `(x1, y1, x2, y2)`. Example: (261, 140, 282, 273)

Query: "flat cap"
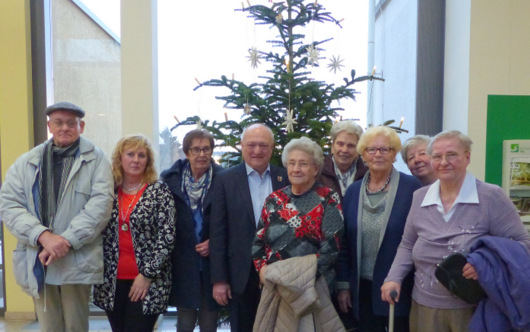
(45, 102, 85, 118)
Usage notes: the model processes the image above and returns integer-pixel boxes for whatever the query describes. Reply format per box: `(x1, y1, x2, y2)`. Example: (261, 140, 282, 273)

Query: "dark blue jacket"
(209, 162, 289, 294)
(337, 172, 420, 318)
(468, 236, 530, 332)
(161, 159, 223, 309)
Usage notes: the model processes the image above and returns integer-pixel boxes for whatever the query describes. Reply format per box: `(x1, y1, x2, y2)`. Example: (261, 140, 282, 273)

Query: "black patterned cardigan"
(93, 181, 176, 314)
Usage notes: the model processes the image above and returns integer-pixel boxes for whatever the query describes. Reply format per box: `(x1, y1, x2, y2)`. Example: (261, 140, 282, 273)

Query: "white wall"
(445, 0, 530, 180)
(373, 0, 418, 172)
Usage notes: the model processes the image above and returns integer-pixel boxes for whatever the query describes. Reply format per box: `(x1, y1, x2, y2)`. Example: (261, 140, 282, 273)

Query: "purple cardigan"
(385, 178, 530, 309)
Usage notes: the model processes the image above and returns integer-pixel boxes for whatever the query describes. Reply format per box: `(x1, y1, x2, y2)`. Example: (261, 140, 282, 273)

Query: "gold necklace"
(119, 184, 143, 231)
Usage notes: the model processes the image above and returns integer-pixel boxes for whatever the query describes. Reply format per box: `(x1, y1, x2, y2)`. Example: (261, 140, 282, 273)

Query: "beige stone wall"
(51, 0, 122, 158)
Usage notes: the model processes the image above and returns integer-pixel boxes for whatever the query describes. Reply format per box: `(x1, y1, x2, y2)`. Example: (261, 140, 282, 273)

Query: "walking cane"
(388, 290, 398, 332)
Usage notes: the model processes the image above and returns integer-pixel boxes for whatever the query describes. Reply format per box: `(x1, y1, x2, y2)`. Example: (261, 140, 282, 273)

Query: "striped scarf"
(39, 138, 80, 227)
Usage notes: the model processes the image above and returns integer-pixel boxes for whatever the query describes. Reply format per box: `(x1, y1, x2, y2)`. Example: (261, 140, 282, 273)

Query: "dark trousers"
(358, 278, 409, 332)
(177, 272, 219, 332)
(229, 267, 260, 332)
(106, 280, 160, 332)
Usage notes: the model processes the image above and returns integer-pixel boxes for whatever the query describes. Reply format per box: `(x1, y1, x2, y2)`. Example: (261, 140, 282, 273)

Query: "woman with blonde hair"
(94, 134, 176, 332)
(337, 126, 421, 332)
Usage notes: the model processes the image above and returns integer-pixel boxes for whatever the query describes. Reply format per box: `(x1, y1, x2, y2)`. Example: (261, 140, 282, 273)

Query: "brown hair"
(182, 129, 215, 153)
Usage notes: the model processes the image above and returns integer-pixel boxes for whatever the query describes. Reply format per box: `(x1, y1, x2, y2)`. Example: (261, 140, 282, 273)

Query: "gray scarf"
(39, 138, 79, 227)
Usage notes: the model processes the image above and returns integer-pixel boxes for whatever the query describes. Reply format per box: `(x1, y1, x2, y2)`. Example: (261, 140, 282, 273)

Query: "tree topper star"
(247, 47, 261, 69)
(306, 44, 320, 66)
(327, 54, 345, 74)
(282, 109, 298, 133)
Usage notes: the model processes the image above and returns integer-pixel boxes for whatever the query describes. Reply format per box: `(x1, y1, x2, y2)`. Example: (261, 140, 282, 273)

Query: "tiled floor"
(0, 316, 231, 331)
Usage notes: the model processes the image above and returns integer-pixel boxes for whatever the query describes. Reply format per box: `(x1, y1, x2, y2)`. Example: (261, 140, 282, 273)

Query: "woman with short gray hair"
(401, 135, 436, 186)
(252, 136, 345, 331)
(320, 120, 368, 199)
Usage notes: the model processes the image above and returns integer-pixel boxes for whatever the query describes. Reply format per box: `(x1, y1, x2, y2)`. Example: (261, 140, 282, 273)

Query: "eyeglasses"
(287, 160, 314, 169)
(189, 147, 212, 155)
(51, 119, 80, 128)
(365, 147, 393, 155)
(431, 152, 459, 163)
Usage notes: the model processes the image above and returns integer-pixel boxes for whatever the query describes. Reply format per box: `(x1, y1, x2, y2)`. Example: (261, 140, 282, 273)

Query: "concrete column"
(121, 0, 159, 149)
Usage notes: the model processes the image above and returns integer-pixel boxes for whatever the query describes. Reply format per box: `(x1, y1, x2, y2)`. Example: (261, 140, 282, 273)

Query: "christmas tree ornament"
(244, 103, 251, 115)
(282, 108, 298, 133)
(306, 44, 320, 66)
(327, 54, 345, 73)
(247, 47, 261, 69)
(276, 13, 283, 24)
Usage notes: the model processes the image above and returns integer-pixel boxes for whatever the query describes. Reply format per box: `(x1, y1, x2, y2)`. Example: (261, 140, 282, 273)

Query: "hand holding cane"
(389, 290, 398, 332)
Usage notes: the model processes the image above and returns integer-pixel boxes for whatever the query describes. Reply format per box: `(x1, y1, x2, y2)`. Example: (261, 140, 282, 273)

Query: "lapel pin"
(277, 176, 282, 182)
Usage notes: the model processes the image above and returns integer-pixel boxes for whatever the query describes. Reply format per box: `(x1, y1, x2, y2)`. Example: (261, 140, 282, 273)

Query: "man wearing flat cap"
(0, 102, 113, 332)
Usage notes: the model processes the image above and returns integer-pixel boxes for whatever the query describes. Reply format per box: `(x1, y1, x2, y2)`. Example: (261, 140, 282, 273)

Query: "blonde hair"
(357, 126, 402, 154)
(111, 134, 158, 186)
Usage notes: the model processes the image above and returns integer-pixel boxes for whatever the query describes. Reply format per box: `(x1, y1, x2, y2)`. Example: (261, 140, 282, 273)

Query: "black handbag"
(434, 252, 487, 304)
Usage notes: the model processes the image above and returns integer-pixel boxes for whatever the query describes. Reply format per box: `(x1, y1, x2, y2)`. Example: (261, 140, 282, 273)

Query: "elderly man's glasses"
(51, 119, 80, 128)
(431, 152, 459, 162)
(365, 147, 393, 154)
(189, 147, 212, 155)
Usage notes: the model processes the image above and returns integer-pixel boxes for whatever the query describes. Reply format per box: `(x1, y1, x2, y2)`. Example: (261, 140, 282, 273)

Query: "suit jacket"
(160, 159, 223, 309)
(210, 162, 289, 294)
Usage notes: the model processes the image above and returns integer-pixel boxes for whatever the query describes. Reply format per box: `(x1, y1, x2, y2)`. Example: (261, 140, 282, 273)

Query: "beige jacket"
(253, 255, 346, 332)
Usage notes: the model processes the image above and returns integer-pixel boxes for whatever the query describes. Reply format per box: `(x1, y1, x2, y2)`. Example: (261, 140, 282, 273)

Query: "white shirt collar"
(245, 163, 271, 177)
(422, 172, 479, 208)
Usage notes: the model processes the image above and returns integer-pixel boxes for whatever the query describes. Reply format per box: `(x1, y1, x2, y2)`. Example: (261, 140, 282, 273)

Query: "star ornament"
(282, 109, 298, 133)
(306, 44, 320, 66)
(247, 47, 261, 69)
(327, 54, 345, 74)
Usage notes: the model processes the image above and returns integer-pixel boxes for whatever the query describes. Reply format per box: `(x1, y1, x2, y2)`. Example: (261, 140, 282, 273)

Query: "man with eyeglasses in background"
(209, 123, 289, 331)
(0, 102, 113, 332)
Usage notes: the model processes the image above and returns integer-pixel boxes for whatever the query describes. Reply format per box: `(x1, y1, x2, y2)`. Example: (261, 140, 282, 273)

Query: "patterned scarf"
(332, 155, 358, 196)
(39, 138, 80, 227)
(181, 162, 213, 212)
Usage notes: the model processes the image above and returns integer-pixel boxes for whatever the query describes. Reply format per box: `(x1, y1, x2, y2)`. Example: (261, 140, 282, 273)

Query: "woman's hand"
(462, 262, 478, 280)
(381, 281, 401, 304)
(129, 274, 152, 302)
(259, 265, 268, 285)
(337, 289, 352, 313)
(195, 239, 209, 257)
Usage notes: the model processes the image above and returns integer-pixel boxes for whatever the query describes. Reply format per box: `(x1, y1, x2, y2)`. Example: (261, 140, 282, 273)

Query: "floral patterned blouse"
(93, 181, 176, 315)
(252, 183, 344, 291)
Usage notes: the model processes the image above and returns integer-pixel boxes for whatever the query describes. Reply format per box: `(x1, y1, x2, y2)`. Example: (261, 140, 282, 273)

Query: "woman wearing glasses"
(252, 137, 346, 331)
(381, 131, 530, 332)
(161, 129, 223, 332)
(336, 126, 421, 332)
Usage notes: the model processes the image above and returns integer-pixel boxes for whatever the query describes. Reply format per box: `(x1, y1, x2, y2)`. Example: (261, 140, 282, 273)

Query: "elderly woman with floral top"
(252, 136, 345, 331)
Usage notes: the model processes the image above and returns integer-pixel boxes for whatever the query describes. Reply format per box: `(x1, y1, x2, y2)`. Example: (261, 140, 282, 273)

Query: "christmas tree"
(172, 0, 390, 165)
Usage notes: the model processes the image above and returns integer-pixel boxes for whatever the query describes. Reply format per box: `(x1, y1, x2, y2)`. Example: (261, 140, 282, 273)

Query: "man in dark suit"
(210, 124, 289, 331)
